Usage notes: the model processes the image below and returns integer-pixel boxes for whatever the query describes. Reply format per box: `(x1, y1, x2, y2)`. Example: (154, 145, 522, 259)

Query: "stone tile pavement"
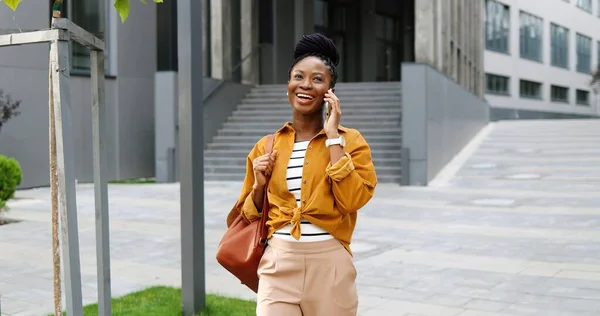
(1, 119, 600, 315)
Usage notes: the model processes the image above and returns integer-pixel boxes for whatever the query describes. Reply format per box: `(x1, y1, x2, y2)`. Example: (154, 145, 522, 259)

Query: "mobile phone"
(323, 101, 330, 122)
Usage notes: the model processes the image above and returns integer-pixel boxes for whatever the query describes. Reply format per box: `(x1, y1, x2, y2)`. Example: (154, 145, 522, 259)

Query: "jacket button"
(303, 180, 307, 184)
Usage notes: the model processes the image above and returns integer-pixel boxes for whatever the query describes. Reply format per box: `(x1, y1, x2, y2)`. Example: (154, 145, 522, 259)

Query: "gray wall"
(0, 1, 157, 188)
(202, 81, 253, 147)
(490, 108, 599, 121)
(154, 73, 252, 183)
(401, 63, 490, 186)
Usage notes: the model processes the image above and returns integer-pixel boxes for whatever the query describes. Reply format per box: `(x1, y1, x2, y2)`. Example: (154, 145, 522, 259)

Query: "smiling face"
(287, 56, 333, 116)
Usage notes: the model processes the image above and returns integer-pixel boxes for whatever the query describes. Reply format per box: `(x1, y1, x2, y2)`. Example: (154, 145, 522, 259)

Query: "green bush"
(0, 155, 22, 210)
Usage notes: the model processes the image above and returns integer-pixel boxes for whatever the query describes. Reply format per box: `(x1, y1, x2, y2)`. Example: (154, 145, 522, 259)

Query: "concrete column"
(272, 0, 295, 83)
(210, 0, 232, 79)
(435, 0, 444, 72)
(203, 0, 210, 76)
(414, 0, 437, 67)
(461, 0, 467, 88)
(360, 0, 377, 81)
(450, 0, 458, 81)
(294, 0, 315, 43)
(440, 0, 450, 75)
(241, 0, 259, 84)
(154, 72, 178, 183)
(345, 3, 361, 82)
(478, 0, 485, 97)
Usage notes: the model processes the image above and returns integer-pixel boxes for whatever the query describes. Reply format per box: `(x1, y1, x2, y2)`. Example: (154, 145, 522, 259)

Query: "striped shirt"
(272, 140, 333, 242)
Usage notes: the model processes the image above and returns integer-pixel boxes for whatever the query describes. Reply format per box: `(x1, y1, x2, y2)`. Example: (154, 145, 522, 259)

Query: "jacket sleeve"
(325, 132, 377, 214)
(229, 136, 267, 225)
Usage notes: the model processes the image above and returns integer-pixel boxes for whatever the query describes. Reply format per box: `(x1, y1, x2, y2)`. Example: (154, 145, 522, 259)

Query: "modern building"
(155, 0, 483, 91)
(0, 0, 488, 188)
(484, 0, 600, 120)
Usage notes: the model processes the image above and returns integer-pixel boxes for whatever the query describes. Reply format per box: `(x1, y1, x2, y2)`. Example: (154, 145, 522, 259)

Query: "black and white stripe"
(273, 140, 333, 242)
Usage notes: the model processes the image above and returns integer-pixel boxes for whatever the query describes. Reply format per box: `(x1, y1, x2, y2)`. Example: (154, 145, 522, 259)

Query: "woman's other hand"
(253, 150, 277, 187)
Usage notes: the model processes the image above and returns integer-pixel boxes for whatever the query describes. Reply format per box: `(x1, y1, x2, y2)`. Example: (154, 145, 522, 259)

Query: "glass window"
(314, 0, 328, 28)
(576, 0, 592, 12)
(157, 0, 178, 72)
(485, 0, 510, 53)
(597, 41, 600, 68)
(550, 23, 569, 69)
(72, 0, 106, 72)
(519, 80, 542, 99)
(576, 89, 590, 105)
(550, 85, 569, 103)
(576, 33, 592, 73)
(519, 11, 543, 62)
(485, 73, 510, 95)
(50, 0, 108, 72)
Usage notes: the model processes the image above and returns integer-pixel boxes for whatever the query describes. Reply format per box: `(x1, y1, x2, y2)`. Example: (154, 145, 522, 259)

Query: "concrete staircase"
(204, 82, 403, 183)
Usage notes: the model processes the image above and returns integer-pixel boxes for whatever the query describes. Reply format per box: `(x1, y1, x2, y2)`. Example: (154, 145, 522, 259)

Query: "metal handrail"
(204, 44, 264, 102)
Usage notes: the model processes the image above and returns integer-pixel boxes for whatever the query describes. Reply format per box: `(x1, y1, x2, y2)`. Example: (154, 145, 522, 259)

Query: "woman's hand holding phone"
(323, 88, 341, 138)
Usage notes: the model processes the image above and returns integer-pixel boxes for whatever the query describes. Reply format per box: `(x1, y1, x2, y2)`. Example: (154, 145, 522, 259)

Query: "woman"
(233, 33, 377, 316)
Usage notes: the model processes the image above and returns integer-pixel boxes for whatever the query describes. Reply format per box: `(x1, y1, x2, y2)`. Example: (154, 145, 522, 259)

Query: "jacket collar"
(276, 121, 348, 136)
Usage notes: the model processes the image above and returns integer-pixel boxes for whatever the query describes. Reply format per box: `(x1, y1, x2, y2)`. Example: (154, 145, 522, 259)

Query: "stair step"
(204, 149, 402, 160)
(207, 141, 402, 151)
(231, 108, 402, 116)
(203, 160, 401, 169)
(204, 155, 401, 167)
(242, 96, 400, 103)
(221, 121, 400, 129)
(216, 129, 401, 137)
(226, 116, 403, 124)
(203, 165, 402, 184)
(246, 91, 401, 98)
(376, 174, 402, 183)
(204, 172, 246, 182)
(237, 102, 400, 109)
(255, 82, 401, 90)
(204, 172, 401, 183)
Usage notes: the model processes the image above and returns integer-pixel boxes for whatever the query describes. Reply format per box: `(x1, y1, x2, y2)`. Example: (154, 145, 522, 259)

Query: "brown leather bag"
(215, 134, 274, 293)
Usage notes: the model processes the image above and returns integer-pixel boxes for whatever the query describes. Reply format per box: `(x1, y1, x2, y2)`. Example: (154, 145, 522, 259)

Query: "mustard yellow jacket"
(232, 122, 377, 254)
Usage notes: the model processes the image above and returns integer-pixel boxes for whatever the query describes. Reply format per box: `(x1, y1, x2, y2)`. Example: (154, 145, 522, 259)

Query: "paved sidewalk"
(2, 119, 600, 315)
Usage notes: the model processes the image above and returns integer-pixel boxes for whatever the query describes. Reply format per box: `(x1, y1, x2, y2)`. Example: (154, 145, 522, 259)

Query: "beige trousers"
(256, 237, 358, 316)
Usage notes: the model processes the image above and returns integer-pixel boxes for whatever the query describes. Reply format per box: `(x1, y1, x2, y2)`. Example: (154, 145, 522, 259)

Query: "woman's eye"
(314, 77, 322, 82)
(294, 74, 302, 79)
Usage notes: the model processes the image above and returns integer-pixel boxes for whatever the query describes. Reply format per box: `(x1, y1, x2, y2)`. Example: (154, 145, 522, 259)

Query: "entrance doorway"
(314, 0, 350, 82)
(375, 14, 401, 81)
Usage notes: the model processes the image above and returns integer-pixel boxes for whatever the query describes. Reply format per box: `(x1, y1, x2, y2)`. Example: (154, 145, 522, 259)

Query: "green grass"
(51, 286, 256, 316)
(108, 177, 156, 184)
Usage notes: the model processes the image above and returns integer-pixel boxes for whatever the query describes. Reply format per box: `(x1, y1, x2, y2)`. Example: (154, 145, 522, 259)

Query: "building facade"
(0, 0, 157, 188)
(0, 0, 485, 188)
(157, 0, 483, 94)
(484, 0, 600, 119)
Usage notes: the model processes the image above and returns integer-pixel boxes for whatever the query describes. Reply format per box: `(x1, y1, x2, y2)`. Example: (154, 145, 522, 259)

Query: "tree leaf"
(114, 0, 130, 23)
(1, 0, 22, 11)
(114, 0, 163, 23)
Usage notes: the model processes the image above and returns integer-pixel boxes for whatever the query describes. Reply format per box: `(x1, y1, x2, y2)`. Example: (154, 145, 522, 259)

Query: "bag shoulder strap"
(259, 134, 275, 242)
(265, 134, 274, 154)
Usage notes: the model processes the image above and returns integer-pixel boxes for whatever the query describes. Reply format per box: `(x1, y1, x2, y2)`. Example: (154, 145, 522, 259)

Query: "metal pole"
(177, 0, 206, 314)
(50, 35, 84, 316)
(91, 49, 111, 316)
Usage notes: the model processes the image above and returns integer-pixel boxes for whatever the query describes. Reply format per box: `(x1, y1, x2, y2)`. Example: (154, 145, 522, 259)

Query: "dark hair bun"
(293, 33, 340, 67)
